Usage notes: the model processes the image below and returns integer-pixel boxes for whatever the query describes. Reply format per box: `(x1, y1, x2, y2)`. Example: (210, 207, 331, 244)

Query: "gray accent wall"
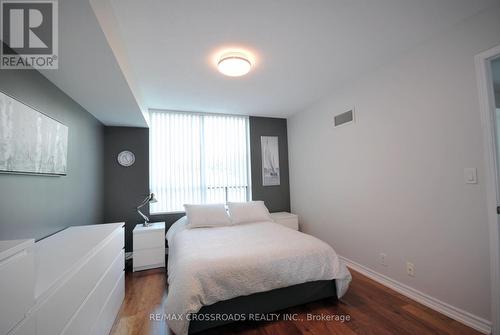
(0, 69, 104, 241)
(103, 117, 291, 251)
(103, 127, 184, 252)
(103, 127, 150, 252)
(492, 57, 500, 108)
(249, 116, 290, 212)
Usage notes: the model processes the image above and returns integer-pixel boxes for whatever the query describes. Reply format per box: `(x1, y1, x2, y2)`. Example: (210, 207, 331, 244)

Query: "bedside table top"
(133, 222, 165, 233)
(270, 212, 298, 219)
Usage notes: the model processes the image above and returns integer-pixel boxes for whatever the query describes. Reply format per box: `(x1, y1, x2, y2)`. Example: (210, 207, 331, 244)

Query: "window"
(149, 110, 251, 213)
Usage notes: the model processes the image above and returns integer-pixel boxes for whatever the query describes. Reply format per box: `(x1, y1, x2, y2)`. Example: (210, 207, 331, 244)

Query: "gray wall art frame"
(261, 136, 280, 186)
(0, 90, 68, 176)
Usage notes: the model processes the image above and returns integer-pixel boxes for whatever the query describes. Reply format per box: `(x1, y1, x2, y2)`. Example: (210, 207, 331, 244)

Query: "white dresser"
(133, 222, 165, 272)
(270, 212, 299, 230)
(2, 223, 125, 335)
(0, 239, 35, 335)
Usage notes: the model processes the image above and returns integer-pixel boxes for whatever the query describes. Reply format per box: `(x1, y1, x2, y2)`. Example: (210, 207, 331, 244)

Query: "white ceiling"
(40, 0, 147, 127)
(42, 0, 498, 126)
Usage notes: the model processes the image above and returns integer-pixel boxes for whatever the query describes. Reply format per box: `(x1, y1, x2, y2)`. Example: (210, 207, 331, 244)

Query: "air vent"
(334, 109, 355, 127)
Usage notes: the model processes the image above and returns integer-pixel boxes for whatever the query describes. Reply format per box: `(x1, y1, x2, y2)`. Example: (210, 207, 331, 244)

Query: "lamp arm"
(136, 201, 148, 211)
(136, 196, 150, 209)
(136, 193, 156, 225)
(137, 209, 150, 222)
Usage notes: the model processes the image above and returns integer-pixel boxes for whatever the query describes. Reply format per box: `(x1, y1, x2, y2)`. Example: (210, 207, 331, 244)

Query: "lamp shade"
(149, 193, 158, 204)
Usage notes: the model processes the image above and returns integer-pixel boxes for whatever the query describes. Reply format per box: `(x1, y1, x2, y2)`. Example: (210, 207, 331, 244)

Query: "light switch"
(464, 168, 477, 184)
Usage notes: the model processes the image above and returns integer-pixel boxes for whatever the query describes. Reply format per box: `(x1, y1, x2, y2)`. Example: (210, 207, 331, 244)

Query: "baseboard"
(339, 256, 492, 334)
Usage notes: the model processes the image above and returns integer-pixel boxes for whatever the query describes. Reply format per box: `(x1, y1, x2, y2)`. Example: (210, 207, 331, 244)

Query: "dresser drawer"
(36, 228, 123, 335)
(0, 240, 34, 335)
(133, 231, 164, 250)
(61, 250, 124, 335)
(91, 272, 125, 335)
(7, 315, 35, 335)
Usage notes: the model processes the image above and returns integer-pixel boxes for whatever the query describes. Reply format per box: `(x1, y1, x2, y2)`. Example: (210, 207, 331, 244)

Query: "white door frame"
(476, 44, 500, 335)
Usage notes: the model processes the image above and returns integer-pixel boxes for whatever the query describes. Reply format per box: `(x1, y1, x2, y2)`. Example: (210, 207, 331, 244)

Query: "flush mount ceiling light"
(217, 52, 252, 77)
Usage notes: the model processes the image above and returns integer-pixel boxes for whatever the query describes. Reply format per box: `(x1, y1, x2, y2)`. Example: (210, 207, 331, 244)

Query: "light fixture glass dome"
(217, 52, 252, 77)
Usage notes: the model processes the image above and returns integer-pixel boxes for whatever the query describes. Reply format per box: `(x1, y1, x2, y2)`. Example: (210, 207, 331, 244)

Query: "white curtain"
(149, 110, 250, 213)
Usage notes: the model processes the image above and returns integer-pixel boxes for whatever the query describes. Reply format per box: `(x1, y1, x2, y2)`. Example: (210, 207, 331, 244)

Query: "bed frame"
(188, 279, 337, 333)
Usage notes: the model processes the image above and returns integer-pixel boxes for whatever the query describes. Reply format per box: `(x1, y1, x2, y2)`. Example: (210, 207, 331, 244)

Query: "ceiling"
(39, 0, 147, 127)
(42, 0, 498, 126)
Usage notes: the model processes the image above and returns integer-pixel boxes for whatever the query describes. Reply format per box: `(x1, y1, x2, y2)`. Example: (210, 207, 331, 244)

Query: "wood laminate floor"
(109, 267, 481, 335)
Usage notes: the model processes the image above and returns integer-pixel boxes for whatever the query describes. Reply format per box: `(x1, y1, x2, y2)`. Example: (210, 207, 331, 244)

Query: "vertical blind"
(149, 110, 250, 213)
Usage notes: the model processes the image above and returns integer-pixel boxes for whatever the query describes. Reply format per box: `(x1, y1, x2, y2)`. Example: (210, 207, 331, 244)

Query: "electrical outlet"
(406, 262, 415, 277)
(379, 253, 387, 266)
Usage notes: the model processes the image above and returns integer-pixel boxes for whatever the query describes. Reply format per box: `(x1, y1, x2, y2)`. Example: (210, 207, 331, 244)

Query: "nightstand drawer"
(133, 231, 164, 250)
(133, 222, 165, 272)
(133, 248, 165, 271)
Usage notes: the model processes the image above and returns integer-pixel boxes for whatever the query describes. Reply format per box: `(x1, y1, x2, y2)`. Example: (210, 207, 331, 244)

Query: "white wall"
(288, 5, 500, 322)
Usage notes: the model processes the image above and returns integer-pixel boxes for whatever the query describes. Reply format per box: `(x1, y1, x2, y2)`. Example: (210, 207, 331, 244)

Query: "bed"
(165, 215, 351, 334)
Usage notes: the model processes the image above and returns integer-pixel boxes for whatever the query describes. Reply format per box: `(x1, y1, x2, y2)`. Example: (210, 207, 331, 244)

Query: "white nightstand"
(271, 212, 299, 230)
(133, 222, 165, 272)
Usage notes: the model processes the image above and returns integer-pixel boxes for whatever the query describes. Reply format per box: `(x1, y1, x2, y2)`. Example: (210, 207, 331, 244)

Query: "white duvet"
(165, 217, 351, 335)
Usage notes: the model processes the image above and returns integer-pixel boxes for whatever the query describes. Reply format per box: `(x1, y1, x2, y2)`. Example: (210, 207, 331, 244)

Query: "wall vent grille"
(334, 109, 355, 127)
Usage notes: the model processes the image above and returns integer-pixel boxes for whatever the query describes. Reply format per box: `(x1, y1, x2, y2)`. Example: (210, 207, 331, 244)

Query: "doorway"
(476, 45, 500, 335)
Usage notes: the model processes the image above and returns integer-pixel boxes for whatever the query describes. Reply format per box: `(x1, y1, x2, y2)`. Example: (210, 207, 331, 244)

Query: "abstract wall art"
(0, 91, 68, 175)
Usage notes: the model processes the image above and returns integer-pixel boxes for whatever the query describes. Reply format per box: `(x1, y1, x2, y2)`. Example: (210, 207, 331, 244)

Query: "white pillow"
(227, 201, 272, 225)
(184, 204, 231, 228)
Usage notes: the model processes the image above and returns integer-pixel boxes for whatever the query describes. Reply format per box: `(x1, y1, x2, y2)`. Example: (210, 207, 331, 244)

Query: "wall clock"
(117, 150, 135, 167)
